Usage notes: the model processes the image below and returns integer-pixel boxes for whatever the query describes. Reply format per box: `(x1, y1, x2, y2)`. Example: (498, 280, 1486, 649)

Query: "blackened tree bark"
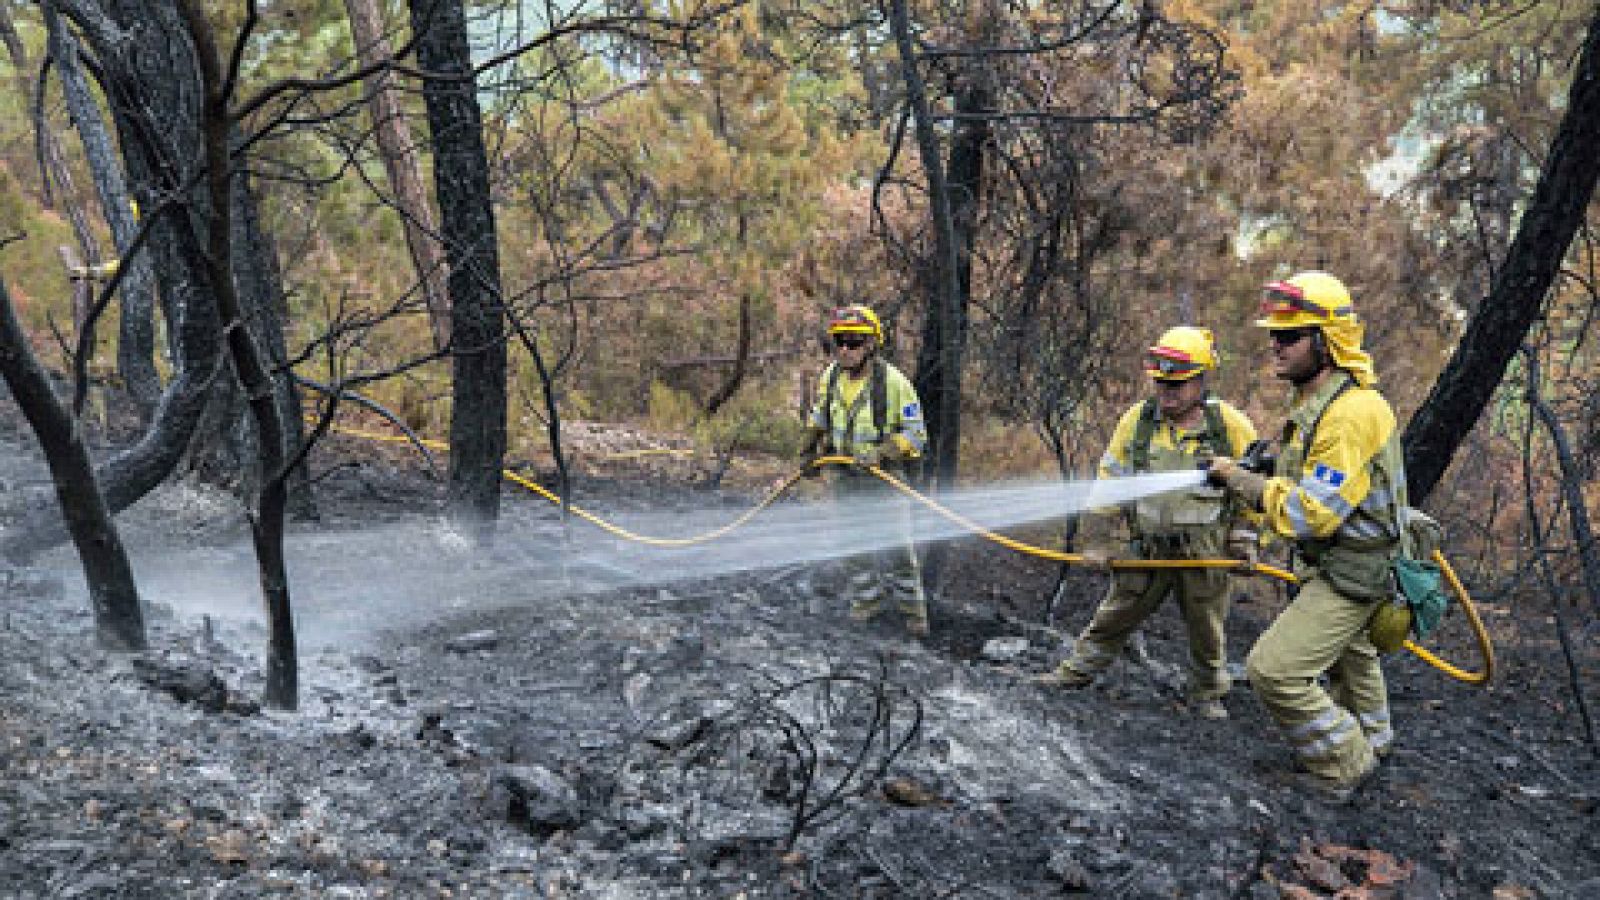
(1403, 8, 1600, 502)
(6, 5, 105, 333)
(0, 274, 146, 653)
(2, 0, 243, 563)
(408, 0, 508, 534)
(41, 0, 163, 419)
(231, 166, 314, 521)
(922, 73, 989, 485)
(1, 0, 227, 565)
(1522, 345, 1600, 617)
(703, 292, 752, 415)
(889, 0, 965, 488)
(176, 0, 297, 709)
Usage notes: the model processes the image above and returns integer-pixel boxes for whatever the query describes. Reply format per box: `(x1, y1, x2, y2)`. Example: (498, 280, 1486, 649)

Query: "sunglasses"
(1259, 281, 1354, 319)
(1153, 378, 1189, 389)
(1269, 328, 1317, 347)
(832, 335, 869, 350)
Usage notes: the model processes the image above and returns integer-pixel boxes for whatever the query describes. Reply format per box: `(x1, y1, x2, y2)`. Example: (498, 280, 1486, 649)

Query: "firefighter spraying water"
(1033, 326, 1260, 721)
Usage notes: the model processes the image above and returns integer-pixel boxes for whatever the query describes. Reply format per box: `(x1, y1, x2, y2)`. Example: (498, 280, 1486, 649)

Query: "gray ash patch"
(1, 402, 1597, 896)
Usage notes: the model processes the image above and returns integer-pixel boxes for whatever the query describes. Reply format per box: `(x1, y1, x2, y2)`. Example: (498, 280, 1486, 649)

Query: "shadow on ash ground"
(1, 415, 1598, 898)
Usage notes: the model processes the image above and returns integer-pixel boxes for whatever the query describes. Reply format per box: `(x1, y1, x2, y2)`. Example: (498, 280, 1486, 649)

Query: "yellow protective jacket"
(1264, 371, 1405, 599)
(808, 358, 927, 459)
(1085, 393, 1257, 554)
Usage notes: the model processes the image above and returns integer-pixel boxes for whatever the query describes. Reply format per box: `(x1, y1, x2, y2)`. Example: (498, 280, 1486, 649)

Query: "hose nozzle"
(1239, 439, 1278, 476)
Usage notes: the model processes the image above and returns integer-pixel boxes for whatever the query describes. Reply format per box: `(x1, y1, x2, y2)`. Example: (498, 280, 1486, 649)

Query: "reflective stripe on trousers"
(1245, 574, 1385, 782)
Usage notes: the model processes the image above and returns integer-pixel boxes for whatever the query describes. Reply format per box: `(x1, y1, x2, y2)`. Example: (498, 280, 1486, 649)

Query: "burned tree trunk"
(1403, 8, 1600, 502)
(177, 0, 298, 709)
(0, 274, 146, 653)
(40, 0, 163, 420)
(1, 6, 102, 300)
(408, 0, 508, 535)
(703, 293, 752, 415)
(892, 0, 969, 489)
(231, 167, 314, 521)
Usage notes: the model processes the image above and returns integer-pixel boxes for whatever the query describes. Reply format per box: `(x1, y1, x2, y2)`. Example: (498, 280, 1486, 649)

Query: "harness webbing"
(1128, 391, 1230, 471)
(822, 357, 891, 448)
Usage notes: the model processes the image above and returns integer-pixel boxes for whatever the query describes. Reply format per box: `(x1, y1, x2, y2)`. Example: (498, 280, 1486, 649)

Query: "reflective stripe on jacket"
(1265, 371, 1404, 585)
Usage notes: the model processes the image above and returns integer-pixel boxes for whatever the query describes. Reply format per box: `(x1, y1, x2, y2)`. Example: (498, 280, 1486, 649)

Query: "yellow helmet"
(1254, 271, 1356, 330)
(827, 304, 883, 346)
(1144, 326, 1216, 381)
(1255, 271, 1379, 386)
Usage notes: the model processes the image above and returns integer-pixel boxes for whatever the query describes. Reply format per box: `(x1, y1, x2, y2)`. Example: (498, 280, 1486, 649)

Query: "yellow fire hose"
(316, 421, 1494, 684)
(828, 456, 1494, 685)
(316, 421, 804, 547)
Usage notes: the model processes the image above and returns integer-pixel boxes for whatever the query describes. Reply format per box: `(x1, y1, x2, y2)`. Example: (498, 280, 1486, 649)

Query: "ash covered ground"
(2, 412, 1598, 898)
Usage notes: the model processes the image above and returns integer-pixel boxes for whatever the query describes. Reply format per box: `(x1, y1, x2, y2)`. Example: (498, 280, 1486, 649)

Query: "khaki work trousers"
(1063, 565, 1232, 701)
(1246, 574, 1389, 782)
(828, 466, 927, 625)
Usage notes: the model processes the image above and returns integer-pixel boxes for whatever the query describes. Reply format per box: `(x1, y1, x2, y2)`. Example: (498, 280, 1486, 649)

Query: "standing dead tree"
(1404, 6, 1600, 503)
(1520, 342, 1597, 756)
(407, 0, 508, 537)
(173, 0, 300, 709)
(0, 265, 145, 653)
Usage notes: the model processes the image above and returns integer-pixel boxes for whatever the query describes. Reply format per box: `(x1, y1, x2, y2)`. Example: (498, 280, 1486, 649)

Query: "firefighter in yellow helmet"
(1035, 326, 1259, 718)
(799, 304, 930, 636)
(1206, 271, 1406, 802)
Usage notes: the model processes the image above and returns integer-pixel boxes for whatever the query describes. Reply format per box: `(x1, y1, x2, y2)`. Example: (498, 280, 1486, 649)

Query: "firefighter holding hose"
(1037, 326, 1259, 719)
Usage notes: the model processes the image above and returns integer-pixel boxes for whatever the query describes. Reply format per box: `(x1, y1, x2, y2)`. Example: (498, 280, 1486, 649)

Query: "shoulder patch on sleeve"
(902, 402, 920, 419)
(1312, 462, 1346, 488)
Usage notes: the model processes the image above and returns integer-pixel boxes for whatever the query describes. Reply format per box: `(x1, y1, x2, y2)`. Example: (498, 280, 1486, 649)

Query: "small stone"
(644, 716, 710, 752)
(205, 829, 251, 865)
(1047, 848, 1092, 891)
(622, 673, 653, 711)
(981, 637, 1030, 662)
(444, 630, 500, 653)
(488, 764, 582, 834)
(882, 777, 943, 807)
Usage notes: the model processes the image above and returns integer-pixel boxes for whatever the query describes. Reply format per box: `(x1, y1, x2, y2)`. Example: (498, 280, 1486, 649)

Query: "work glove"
(798, 428, 826, 478)
(1073, 512, 1121, 571)
(1204, 457, 1267, 511)
(1225, 528, 1260, 573)
(882, 433, 918, 463)
(1076, 546, 1116, 571)
(851, 445, 883, 471)
(799, 450, 824, 478)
